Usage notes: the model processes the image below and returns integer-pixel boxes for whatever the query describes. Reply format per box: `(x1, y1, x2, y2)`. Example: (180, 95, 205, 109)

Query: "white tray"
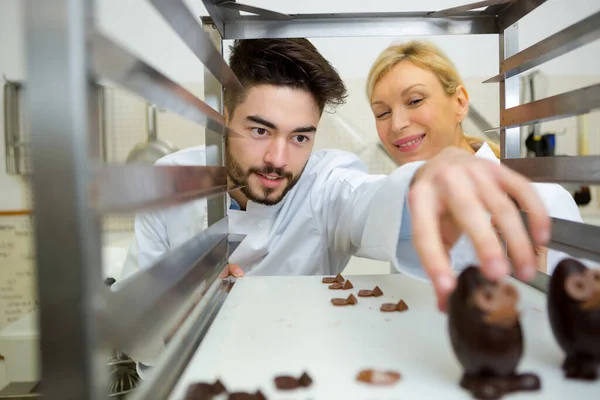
(169, 274, 600, 399)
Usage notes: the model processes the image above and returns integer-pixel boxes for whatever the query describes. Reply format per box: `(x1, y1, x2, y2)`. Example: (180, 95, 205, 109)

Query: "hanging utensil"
(125, 104, 177, 164)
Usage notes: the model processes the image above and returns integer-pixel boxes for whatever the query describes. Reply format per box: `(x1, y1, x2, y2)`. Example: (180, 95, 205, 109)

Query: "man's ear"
(455, 85, 470, 124)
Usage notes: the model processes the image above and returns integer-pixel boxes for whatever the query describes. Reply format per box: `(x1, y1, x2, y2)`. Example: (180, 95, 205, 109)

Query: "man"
(121, 38, 549, 314)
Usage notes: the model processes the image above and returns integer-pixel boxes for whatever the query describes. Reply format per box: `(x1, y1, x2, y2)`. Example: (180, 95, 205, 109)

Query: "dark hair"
(224, 38, 347, 115)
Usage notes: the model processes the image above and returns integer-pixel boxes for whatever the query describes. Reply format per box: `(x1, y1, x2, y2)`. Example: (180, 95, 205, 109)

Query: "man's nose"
(263, 137, 288, 169)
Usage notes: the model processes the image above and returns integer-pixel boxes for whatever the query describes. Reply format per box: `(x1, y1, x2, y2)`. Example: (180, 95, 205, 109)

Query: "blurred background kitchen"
(1, 0, 600, 392)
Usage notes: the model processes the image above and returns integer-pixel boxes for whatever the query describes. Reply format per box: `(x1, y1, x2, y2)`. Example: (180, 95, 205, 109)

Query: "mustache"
(248, 165, 293, 180)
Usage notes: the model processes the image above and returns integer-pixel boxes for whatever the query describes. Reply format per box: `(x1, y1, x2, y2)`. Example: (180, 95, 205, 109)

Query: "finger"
(468, 168, 537, 282)
(440, 168, 509, 282)
(409, 181, 455, 312)
(218, 265, 231, 278)
(493, 164, 551, 246)
(229, 263, 244, 278)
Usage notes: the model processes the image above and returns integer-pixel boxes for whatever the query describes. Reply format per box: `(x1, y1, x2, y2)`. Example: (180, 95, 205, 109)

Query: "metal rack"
(21, 0, 600, 399)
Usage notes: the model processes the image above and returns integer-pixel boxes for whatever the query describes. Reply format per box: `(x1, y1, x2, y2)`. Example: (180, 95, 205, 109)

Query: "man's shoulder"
(305, 148, 368, 174)
(154, 145, 207, 166)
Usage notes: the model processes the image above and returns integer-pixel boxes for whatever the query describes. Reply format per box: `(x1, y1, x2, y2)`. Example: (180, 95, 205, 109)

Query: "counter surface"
(169, 274, 600, 399)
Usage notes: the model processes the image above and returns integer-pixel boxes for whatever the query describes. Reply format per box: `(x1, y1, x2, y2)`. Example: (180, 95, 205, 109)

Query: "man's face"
(226, 84, 320, 206)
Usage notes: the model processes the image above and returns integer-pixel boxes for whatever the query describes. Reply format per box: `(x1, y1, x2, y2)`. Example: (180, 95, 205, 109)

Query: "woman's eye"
(375, 111, 389, 119)
(408, 98, 423, 106)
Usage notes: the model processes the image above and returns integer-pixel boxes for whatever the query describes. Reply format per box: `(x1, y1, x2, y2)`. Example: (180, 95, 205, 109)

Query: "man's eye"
(294, 135, 309, 144)
(251, 127, 268, 136)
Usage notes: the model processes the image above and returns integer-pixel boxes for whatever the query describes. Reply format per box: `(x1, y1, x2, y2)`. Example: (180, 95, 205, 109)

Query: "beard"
(225, 142, 304, 206)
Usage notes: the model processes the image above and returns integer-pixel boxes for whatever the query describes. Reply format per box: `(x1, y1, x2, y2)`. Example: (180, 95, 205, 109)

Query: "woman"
(366, 40, 583, 275)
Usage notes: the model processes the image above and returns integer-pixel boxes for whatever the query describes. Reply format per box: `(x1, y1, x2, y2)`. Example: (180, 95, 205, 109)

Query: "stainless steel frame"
(22, 0, 600, 398)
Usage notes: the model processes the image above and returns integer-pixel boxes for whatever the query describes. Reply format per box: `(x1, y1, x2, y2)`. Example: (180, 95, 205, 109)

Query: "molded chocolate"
(331, 298, 348, 306)
(328, 282, 344, 290)
(448, 266, 540, 399)
(343, 280, 354, 289)
(185, 379, 228, 399)
(335, 273, 345, 283)
(322, 277, 336, 284)
(358, 290, 373, 297)
(548, 258, 600, 380)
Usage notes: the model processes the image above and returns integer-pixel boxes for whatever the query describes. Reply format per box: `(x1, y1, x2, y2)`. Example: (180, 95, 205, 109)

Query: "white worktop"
(169, 274, 600, 400)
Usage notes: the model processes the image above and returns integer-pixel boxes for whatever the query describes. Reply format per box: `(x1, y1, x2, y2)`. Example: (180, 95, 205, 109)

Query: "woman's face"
(370, 60, 469, 165)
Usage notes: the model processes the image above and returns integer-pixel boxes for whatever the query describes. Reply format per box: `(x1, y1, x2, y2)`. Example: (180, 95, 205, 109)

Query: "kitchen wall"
(2, 0, 600, 313)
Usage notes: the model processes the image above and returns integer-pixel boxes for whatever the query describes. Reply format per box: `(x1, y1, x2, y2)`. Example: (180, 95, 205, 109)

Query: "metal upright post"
(24, 0, 108, 399)
(499, 24, 521, 159)
(203, 22, 228, 226)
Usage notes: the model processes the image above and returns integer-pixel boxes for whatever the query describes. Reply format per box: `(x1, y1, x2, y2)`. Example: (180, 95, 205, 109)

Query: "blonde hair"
(367, 40, 501, 158)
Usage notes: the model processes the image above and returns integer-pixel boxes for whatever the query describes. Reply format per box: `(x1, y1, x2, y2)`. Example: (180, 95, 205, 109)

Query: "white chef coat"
(118, 144, 426, 284)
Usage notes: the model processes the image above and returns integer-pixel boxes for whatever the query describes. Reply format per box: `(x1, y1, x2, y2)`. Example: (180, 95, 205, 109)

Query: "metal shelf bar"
(102, 217, 229, 357)
(24, 0, 109, 398)
(500, 82, 600, 129)
(202, 0, 240, 37)
(90, 33, 238, 138)
(148, 0, 243, 94)
(486, 10, 600, 83)
(499, 24, 521, 159)
(498, 0, 548, 30)
(92, 165, 240, 214)
(210, 12, 499, 40)
(429, 0, 514, 17)
(503, 156, 600, 184)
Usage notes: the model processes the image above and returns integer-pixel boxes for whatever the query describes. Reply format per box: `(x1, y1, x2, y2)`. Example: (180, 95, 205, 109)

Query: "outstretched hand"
(409, 147, 551, 311)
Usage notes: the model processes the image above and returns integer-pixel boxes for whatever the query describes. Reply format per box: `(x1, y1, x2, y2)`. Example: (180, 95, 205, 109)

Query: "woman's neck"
(457, 133, 477, 155)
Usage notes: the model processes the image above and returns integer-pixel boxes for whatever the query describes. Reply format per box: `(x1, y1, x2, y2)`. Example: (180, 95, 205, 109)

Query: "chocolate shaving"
(328, 282, 344, 290)
(335, 273, 345, 283)
(343, 280, 354, 289)
(346, 294, 358, 305)
(396, 300, 409, 312)
(372, 286, 384, 297)
(358, 290, 373, 297)
(185, 379, 228, 399)
(254, 390, 267, 400)
(298, 372, 313, 387)
(228, 392, 255, 400)
(213, 380, 226, 395)
(356, 369, 401, 386)
(380, 303, 398, 312)
(274, 375, 299, 390)
(322, 277, 336, 284)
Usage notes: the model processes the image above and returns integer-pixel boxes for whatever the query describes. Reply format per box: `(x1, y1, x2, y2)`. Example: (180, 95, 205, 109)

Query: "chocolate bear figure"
(548, 258, 600, 380)
(448, 266, 540, 400)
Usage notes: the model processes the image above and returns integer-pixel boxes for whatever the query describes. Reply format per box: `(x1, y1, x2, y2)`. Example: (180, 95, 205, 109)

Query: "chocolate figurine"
(548, 258, 600, 380)
(448, 266, 540, 400)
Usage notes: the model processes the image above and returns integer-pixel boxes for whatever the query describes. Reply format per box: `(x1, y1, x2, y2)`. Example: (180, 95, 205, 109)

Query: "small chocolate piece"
(212, 379, 226, 395)
(185, 383, 214, 400)
(298, 372, 313, 387)
(228, 392, 254, 400)
(322, 277, 336, 284)
(254, 390, 267, 400)
(343, 280, 354, 289)
(396, 300, 409, 312)
(358, 290, 373, 297)
(274, 375, 299, 390)
(335, 273, 345, 283)
(331, 298, 348, 306)
(356, 369, 401, 386)
(380, 303, 398, 312)
(346, 294, 358, 305)
(372, 286, 384, 297)
(328, 282, 344, 290)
